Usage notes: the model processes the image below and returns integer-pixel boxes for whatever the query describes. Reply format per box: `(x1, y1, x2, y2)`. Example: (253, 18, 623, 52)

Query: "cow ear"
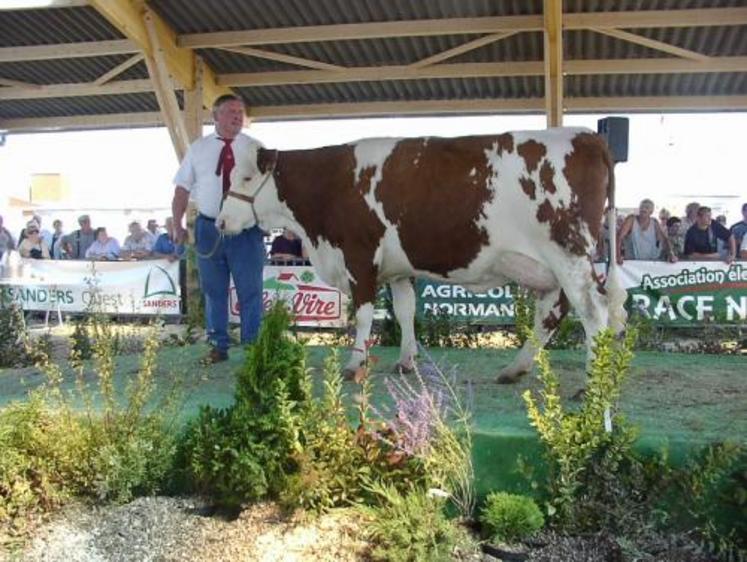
(258, 148, 278, 174)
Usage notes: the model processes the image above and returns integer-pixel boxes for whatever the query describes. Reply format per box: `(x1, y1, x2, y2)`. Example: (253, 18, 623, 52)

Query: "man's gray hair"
(212, 94, 243, 112)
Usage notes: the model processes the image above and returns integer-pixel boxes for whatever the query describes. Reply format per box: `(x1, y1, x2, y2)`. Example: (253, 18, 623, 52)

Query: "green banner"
(412, 262, 747, 326)
(415, 280, 515, 325)
(621, 261, 747, 325)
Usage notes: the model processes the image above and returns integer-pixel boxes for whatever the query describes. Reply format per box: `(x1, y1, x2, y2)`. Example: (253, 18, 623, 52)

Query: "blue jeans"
(195, 215, 265, 352)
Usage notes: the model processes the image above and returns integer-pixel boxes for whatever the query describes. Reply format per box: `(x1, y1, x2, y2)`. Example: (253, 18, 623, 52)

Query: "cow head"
(217, 147, 280, 234)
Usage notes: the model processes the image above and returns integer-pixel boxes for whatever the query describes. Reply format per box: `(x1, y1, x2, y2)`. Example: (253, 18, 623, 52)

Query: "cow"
(216, 127, 627, 382)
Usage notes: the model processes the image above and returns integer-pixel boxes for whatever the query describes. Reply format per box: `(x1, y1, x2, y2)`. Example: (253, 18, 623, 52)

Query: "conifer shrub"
(479, 491, 544, 544)
(180, 302, 310, 507)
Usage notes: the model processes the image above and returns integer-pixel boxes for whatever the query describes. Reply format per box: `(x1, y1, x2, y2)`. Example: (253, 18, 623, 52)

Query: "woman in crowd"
(18, 221, 50, 259)
(85, 227, 120, 260)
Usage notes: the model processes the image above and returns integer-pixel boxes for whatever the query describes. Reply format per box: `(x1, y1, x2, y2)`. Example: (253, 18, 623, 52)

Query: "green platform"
(1, 345, 745, 496)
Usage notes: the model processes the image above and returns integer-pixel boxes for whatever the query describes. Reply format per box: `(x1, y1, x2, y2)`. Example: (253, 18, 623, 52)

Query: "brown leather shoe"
(200, 348, 228, 365)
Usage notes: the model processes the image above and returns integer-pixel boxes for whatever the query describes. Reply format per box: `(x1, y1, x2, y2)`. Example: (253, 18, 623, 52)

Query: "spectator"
(51, 219, 65, 259)
(151, 217, 185, 262)
(33, 214, 54, 249)
(121, 221, 154, 260)
(62, 215, 96, 259)
(18, 221, 50, 259)
(269, 228, 306, 263)
(85, 227, 120, 260)
(730, 203, 747, 249)
(146, 218, 162, 238)
(0, 215, 16, 260)
(658, 208, 671, 231)
(684, 206, 736, 263)
(616, 199, 676, 264)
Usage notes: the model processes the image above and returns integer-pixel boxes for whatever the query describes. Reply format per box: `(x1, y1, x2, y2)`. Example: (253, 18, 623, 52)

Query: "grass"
(1, 343, 744, 445)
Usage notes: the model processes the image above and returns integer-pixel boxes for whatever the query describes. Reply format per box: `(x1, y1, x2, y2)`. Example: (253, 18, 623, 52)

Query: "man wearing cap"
(171, 94, 266, 364)
(61, 215, 95, 260)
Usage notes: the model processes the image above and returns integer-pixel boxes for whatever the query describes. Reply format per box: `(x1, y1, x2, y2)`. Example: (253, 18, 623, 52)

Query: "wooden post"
(544, 0, 563, 128)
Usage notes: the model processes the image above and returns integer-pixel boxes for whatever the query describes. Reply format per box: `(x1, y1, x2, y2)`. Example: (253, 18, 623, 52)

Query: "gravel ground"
(14, 497, 369, 562)
(6, 497, 717, 562)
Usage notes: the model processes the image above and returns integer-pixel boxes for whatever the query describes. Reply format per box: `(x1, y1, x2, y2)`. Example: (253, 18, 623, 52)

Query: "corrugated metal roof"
(0, 93, 162, 119)
(236, 76, 544, 106)
(0, 55, 149, 85)
(0, 0, 745, 128)
(0, 6, 123, 47)
(150, 0, 544, 34)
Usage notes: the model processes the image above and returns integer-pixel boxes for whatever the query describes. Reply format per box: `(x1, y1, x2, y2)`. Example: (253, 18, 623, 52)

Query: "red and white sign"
(229, 265, 349, 328)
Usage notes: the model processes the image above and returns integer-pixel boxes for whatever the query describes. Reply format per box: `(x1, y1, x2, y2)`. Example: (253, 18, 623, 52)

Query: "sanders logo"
(142, 265, 179, 310)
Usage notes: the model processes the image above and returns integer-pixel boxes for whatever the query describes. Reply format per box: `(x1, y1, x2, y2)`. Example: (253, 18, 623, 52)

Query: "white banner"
(230, 265, 349, 328)
(0, 256, 181, 315)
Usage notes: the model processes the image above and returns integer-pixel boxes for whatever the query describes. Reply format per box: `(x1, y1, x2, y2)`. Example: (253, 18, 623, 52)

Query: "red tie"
(215, 137, 235, 195)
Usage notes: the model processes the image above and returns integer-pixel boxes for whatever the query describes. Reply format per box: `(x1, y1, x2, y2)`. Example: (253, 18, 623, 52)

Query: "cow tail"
(603, 148, 627, 333)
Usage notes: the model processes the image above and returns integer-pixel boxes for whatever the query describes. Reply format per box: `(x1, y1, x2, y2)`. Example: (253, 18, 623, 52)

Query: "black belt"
(198, 213, 216, 221)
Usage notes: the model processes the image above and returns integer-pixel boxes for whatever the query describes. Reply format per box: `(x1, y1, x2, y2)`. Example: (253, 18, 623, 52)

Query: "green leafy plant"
(479, 491, 544, 544)
(523, 328, 637, 529)
(512, 284, 535, 347)
(359, 482, 471, 562)
(180, 301, 310, 508)
(0, 319, 180, 541)
(280, 350, 370, 513)
(0, 301, 38, 368)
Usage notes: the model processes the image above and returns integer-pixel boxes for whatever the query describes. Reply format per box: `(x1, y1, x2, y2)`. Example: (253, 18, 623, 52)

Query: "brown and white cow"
(217, 127, 627, 381)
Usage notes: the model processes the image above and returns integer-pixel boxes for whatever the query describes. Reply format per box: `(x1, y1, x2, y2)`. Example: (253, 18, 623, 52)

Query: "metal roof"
(1, 0, 746, 133)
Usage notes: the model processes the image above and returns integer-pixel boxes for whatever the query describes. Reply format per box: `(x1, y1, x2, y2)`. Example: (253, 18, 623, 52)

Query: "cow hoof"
(571, 388, 586, 401)
(496, 371, 524, 384)
(395, 362, 415, 375)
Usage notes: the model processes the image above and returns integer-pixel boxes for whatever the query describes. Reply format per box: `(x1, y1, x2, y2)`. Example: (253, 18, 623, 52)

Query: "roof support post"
(184, 56, 205, 143)
(544, 0, 564, 128)
(143, 8, 189, 160)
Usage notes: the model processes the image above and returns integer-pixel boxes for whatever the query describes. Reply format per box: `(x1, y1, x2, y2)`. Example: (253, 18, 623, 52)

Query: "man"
(684, 206, 736, 263)
(62, 214, 95, 259)
(51, 219, 65, 259)
(0, 215, 16, 261)
(730, 203, 747, 250)
(151, 217, 185, 262)
(172, 94, 266, 363)
(616, 199, 676, 264)
(33, 214, 53, 250)
(146, 218, 161, 238)
(269, 228, 306, 263)
(121, 221, 154, 260)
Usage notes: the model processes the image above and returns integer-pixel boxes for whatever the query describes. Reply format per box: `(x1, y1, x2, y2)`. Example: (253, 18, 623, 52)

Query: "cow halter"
(224, 159, 277, 226)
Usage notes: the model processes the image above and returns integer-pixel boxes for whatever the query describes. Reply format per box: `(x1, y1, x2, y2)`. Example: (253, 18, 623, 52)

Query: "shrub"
(0, 302, 39, 368)
(0, 320, 179, 539)
(181, 302, 310, 507)
(479, 492, 544, 544)
(359, 482, 469, 562)
(523, 328, 637, 529)
(280, 350, 370, 513)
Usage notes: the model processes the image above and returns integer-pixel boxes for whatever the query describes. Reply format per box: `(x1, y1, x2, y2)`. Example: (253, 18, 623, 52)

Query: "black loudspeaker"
(597, 117, 629, 163)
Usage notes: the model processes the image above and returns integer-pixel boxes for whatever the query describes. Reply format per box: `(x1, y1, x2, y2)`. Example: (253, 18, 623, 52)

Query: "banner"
(415, 280, 516, 324)
(0, 257, 181, 315)
(619, 261, 747, 325)
(230, 265, 350, 328)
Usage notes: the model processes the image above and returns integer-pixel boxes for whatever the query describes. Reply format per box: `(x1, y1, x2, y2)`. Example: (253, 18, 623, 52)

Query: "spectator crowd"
(1, 201, 745, 265)
(612, 200, 746, 264)
(0, 213, 185, 263)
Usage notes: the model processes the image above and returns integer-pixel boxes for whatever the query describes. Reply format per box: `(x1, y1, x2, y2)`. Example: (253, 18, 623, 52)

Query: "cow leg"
(497, 288, 568, 384)
(554, 261, 609, 372)
(343, 271, 379, 378)
(389, 278, 417, 374)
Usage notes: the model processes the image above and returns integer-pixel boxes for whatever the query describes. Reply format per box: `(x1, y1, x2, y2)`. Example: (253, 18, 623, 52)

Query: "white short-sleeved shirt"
(173, 132, 263, 219)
